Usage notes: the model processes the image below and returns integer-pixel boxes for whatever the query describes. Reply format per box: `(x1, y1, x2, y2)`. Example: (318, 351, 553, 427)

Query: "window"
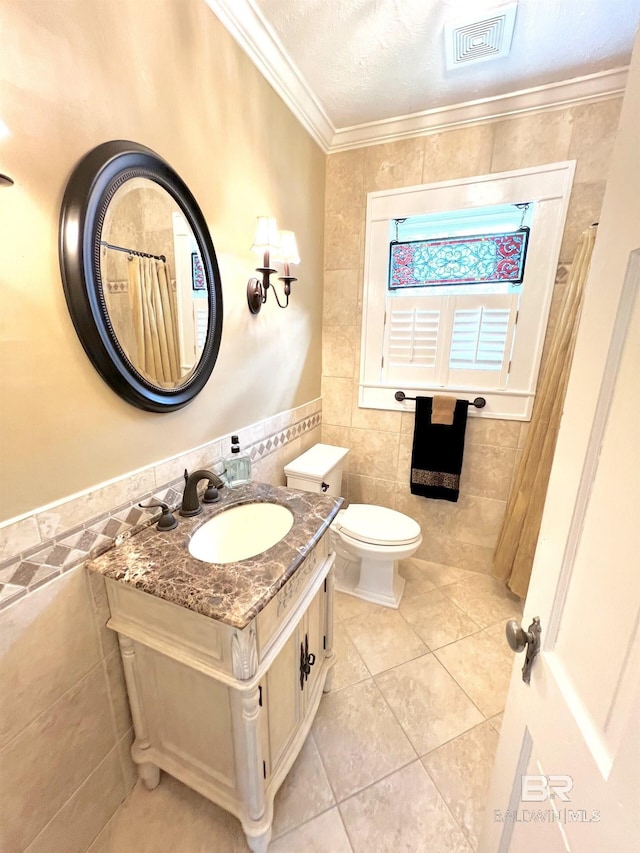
(359, 162, 576, 419)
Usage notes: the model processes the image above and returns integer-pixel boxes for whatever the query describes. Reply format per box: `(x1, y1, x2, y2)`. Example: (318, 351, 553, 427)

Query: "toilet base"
(334, 553, 406, 609)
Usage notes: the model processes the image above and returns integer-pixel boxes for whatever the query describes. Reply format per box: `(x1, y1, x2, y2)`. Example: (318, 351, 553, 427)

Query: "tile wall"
(321, 99, 622, 573)
(0, 399, 322, 851)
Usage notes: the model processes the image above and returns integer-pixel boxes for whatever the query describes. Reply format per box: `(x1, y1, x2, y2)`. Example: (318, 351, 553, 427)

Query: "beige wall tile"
(323, 268, 360, 326)
(348, 428, 400, 479)
(396, 431, 413, 484)
(350, 389, 403, 433)
(346, 474, 397, 510)
(117, 728, 137, 795)
(0, 516, 41, 563)
(436, 494, 506, 550)
(423, 123, 495, 183)
(324, 207, 363, 270)
(460, 444, 518, 501)
(322, 325, 358, 378)
(568, 98, 623, 184)
(87, 571, 120, 659)
(414, 531, 496, 575)
(321, 424, 352, 456)
(491, 109, 573, 173)
(559, 181, 607, 262)
(36, 470, 156, 541)
(364, 137, 425, 192)
(395, 489, 447, 537)
(25, 746, 125, 853)
(104, 651, 132, 740)
(0, 568, 101, 750)
(0, 665, 115, 851)
(465, 417, 521, 448)
(326, 148, 365, 212)
(321, 377, 354, 427)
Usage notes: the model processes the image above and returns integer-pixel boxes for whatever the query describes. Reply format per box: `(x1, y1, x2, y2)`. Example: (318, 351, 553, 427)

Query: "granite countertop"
(86, 482, 343, 630)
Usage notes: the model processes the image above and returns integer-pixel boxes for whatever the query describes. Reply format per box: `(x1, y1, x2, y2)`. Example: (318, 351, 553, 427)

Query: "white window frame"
(359, 162, 576, 420)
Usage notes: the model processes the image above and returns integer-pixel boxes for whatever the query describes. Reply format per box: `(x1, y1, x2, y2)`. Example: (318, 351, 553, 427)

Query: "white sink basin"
(188, 502, 294, 564)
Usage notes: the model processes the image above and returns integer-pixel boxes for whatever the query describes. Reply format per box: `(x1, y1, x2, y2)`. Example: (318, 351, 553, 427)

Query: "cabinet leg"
(138, 760, 161, 790)
(244, 825, 272, 853)
(323, 650, 336, 693)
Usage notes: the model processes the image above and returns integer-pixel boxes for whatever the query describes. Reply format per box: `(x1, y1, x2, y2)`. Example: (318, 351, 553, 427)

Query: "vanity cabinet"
(104, 533, 335, 853)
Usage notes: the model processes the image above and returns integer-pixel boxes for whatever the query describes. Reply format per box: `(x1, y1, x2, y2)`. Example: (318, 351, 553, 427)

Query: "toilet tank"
(284, 444, 349, 496)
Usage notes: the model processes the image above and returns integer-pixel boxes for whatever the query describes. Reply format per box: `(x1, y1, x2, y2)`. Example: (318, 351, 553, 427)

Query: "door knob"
(505, 617, 541, 685)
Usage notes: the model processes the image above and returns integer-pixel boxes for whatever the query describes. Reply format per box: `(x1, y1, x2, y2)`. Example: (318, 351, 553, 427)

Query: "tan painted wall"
(0, 0, 325, 522)
(321, 99, 622, 574)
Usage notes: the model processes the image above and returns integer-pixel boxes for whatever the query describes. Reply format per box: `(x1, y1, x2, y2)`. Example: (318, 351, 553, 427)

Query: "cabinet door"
(301, 581, 327, 706)
(261, 625, 302, 778)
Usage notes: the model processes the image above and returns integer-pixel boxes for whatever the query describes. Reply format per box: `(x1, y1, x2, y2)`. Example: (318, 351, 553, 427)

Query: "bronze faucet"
(180, 469, 224, 517)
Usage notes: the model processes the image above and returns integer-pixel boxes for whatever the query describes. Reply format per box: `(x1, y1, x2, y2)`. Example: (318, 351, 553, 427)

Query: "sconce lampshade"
(275, 230, 300, 265)
(251, 216, 280, 255)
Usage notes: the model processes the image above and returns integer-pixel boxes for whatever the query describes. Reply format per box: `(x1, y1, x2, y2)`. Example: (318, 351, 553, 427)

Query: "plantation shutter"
(381, 295, 447, 385)
(445, 293, 519, 389)
(382, 293, 518, 389)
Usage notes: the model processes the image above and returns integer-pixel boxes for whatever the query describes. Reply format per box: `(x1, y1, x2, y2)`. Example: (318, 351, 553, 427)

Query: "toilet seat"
(333, 504, 421, 547)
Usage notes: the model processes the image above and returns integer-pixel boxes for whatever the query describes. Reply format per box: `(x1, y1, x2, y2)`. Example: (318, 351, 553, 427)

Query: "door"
(301, 581, 327, 705)
(479, 248, 640, 852)
(261, 627, 302, 779)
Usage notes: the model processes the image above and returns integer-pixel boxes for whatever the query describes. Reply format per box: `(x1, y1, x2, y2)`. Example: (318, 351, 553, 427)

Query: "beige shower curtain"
(493, 225, 598, 599)
(128, 257, 181, 387)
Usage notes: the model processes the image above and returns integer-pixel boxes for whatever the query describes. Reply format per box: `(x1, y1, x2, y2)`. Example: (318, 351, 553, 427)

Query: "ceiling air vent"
(444, 3, 517, 69)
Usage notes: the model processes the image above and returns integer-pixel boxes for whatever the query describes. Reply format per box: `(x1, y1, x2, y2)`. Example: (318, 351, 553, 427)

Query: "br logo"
(521, 775, 573, 802)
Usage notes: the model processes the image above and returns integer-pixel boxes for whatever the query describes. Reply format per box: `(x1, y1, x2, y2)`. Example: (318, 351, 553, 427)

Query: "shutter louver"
(382, 297, 444, 384)
(447, 294, 518, 389)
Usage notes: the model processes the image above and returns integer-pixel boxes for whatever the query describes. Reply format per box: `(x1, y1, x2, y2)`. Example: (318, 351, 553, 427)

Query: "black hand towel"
(410, 396, 469, 502)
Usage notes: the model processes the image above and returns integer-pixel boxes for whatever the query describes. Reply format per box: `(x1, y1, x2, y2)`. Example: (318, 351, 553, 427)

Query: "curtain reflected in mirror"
(100, 178, 208, 389)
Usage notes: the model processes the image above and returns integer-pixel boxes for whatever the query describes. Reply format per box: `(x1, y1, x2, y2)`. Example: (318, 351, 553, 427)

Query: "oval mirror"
(59, 140, 223, 412)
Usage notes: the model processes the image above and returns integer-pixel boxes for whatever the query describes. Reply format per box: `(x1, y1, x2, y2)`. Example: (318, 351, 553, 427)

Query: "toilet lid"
(335, 504, 421, 546)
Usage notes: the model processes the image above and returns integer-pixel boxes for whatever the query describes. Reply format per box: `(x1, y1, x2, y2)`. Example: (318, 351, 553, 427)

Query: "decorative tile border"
(0, 405, 321, 611)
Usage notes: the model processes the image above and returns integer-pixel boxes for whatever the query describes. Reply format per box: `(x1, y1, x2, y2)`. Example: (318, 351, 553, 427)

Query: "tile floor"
(88, 558, 523, 853)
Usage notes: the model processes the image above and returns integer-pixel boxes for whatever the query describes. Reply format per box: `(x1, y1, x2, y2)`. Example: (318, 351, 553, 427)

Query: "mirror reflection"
(100, 178, 208, 389)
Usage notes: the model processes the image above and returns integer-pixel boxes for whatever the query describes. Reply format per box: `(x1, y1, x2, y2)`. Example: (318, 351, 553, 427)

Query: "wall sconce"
(247, 217, 300, 313)
(0, 174, 13, 187)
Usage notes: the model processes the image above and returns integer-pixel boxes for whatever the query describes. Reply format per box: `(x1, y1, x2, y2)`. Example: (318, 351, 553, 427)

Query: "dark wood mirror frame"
(59, 140, 223, 412)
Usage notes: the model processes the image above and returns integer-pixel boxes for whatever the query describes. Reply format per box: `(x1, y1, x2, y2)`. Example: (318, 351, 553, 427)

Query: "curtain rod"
(100, 240, 166, 263)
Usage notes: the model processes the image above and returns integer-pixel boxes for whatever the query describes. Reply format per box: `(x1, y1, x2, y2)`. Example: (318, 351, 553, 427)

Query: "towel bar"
(394, 391, 486, 409)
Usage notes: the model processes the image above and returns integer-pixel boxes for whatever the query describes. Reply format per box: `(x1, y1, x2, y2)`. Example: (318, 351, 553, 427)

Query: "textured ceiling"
(253, 0, 640, 128)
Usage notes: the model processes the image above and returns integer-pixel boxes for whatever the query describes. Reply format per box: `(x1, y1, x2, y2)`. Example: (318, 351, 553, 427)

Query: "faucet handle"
(139, 500, 179, 532)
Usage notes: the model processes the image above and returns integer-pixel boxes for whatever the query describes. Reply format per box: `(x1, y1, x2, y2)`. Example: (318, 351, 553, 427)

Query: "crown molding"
(204, 0, 335, 152)
(204, 1, 627, 156)
(330, 67, 628, 151)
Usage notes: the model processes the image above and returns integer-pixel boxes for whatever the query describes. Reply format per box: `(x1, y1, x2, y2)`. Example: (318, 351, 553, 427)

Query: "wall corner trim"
(203, 0, 628, 156)
(203, 0, 334, 153)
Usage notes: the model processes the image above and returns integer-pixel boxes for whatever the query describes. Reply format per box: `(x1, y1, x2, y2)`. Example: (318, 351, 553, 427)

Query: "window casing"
(359, 162, 576, 420)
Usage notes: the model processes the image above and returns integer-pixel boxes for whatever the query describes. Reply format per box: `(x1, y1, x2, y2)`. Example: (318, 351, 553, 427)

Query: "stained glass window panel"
(389, 229, 529, 289)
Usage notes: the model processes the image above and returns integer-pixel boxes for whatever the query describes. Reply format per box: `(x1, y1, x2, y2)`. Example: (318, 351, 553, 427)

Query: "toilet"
(284, 444, 422, 608)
